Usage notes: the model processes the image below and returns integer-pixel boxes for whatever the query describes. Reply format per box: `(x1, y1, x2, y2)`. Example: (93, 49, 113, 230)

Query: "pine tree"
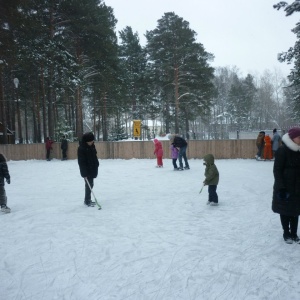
(274, 1, 300, 120)
(145, 12, 214, 134)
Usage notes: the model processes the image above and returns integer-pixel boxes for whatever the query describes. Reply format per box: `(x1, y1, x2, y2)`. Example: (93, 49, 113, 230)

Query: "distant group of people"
(45, 135, 68, 161)
(152, 134, 218, 206)
(255, 128, 282, 160)
(152, 134, 190, 170)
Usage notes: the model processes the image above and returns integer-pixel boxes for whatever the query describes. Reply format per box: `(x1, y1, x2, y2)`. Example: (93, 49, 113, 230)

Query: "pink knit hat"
(288, 127, 300, 140)
(153, 138, 158, 143)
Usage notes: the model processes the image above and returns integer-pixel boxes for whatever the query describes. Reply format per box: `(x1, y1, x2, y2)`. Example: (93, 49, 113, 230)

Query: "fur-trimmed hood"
(282, 133, 300, 152)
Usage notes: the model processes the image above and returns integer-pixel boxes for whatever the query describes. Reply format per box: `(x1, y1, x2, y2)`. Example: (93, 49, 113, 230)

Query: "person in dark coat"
(272, 127, 300, 244)
(255, 131, 265, 159)
(77, 132, 99, 207)
(0, 153, 11, 213)
(61, 135, 68, 160)
(271, 128, 281, 158)
(171, 135, 190, 170)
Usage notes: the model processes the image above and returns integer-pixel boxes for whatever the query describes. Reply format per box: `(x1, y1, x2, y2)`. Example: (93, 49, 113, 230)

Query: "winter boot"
(291, 234, 300, 244)
(283, 232, 293, 244)
(84, 201, 95, 207)
(1, 205, 11, 213)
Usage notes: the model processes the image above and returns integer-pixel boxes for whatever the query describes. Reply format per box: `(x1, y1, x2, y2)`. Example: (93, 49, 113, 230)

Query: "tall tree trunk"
(0, 65, 7, 143)
(40, 65, 47, 141)
(76, 86, 83, 138)
(174, 65, 179, 134)
(15, 82, 23, 143)
(102, 92, 108, 141)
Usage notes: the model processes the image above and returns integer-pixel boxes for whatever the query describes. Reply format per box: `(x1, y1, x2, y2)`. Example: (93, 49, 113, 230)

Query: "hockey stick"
(85, 178, 102, 210)
(199, 184, 205, 194)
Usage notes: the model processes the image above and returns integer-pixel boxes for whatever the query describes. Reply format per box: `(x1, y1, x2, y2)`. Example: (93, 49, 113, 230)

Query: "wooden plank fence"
(0, 140, 257, 161)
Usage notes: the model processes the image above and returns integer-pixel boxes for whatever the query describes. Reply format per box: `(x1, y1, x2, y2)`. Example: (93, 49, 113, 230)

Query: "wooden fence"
(0, 140, 257, 161)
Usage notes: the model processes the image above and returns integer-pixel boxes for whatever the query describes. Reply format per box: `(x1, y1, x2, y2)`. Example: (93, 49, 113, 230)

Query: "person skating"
(45, 137, 54, 161)
(272, 128, 281, 158)
(263, 134, 272, 160)
(255, 131, 265, 160)
(0, 153, 11, 213)
(153, 138, 163, 167)
(78, 132, 99, 207)
(203, 153, 219, 206)
(61, 135, 68, 160)
(272, 127, 300, 244)
(170, 144, 179, 170)
(171, 135, 190, 170)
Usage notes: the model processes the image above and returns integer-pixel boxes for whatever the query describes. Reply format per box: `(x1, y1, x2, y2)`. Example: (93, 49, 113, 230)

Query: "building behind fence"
(0, 140, 257, 161)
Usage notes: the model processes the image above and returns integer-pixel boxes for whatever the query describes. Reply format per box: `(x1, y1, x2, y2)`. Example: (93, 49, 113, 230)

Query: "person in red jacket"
(153, 138, 163, 167)
(45, 137, 54, 161)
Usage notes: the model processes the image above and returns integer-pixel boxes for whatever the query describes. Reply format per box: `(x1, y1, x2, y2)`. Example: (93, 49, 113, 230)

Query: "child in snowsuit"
(203, 154, 219, 206)
(78, 132, 99, 207)
(153, 138, 163, 167)
(263, 134, 272, 160)
(170, 144, 179, 170)
(0, 153, 11, 213)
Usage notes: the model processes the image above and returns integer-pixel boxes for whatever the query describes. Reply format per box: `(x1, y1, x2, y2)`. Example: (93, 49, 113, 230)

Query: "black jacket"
(0, 154, 10, 186)
(173, 136, 187, 148)
(78, 141, 99, 178)
(272, 133, 300, 216)
(61, 138, 68, 150)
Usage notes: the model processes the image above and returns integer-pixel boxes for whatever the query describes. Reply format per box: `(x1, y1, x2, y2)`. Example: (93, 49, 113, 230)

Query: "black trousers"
(46, 149, 51, 160)
(0, 186, 7, 206)
(280, 215, 299, 235)
(208, 185, 218, 203)
(62, 149, 67, 159)
(84, 177, 94, 203)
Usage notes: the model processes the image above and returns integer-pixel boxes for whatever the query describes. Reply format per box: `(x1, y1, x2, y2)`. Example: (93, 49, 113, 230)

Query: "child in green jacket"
(203, 154, 219, 206)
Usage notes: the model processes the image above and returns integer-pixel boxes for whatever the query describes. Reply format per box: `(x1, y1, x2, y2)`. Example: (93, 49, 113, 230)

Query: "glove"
(6, 178, 10, 184)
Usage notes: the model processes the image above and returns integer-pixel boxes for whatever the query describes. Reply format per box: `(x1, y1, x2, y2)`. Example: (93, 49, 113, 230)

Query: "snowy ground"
(1, 158, 300, 300)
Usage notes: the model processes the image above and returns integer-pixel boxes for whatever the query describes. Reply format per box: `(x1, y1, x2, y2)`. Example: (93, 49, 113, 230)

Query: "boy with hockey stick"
(203, 154, 219, 206)
(0, 153, 11, 213)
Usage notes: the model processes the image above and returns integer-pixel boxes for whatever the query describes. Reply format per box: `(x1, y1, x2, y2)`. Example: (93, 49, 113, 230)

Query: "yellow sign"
(133, 120, 141, 137)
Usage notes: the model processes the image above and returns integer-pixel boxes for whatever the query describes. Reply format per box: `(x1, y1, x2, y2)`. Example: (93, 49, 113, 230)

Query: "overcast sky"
(104, 0, 299, 77)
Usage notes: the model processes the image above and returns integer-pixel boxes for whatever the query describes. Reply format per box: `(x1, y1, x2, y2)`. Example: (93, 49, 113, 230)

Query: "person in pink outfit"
(170, 144, 179, 170)
(153, 138, 163, 167)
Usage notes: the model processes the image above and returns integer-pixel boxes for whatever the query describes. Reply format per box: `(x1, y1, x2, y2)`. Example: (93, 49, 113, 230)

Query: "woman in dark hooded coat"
(272, 127, 300, 243)
(78, 132, 99, 207)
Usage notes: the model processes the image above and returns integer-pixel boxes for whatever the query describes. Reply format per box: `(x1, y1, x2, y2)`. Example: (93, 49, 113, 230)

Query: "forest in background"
(0, 0, 299, 143)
